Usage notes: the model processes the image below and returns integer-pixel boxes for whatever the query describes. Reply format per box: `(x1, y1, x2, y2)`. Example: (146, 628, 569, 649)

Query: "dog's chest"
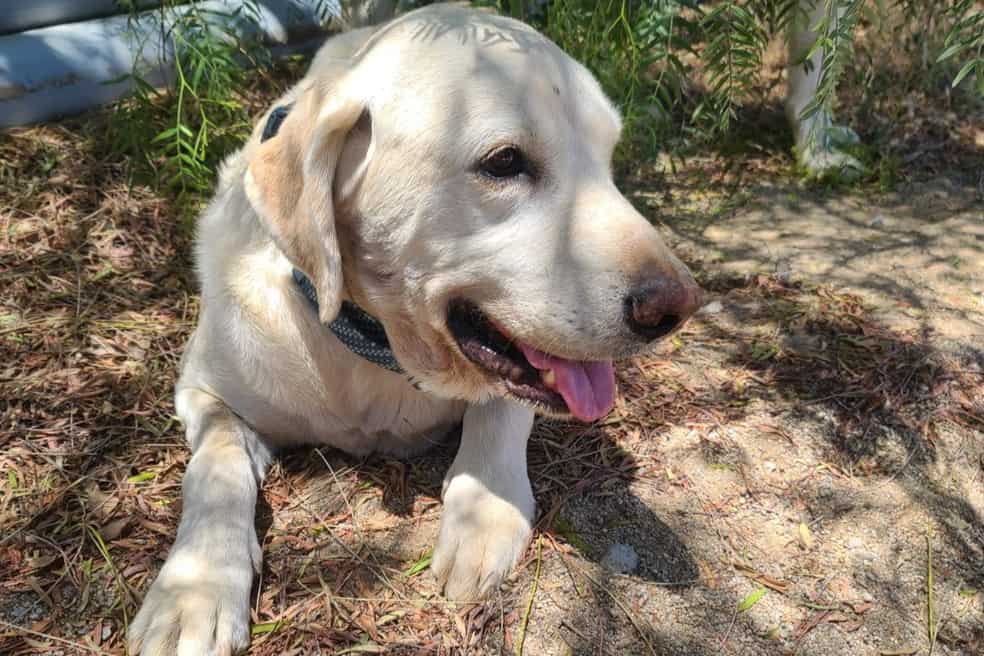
(296, 369, 466, 457)
(181, 309, 467, 457)
(224, 354, 466, 456)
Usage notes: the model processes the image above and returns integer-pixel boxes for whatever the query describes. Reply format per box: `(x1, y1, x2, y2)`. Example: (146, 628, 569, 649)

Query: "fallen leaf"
(738, 587, 767, 612)
(405, 551, 432, 577)
(731, 561, 790, 592)
(99, 518, 129, 542)
(250, 621, 282, 636)
(798, 522, 815, 549)
(128, 471, 156, 484)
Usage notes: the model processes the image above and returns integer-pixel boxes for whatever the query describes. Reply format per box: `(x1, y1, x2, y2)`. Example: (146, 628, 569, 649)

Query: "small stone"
(700, 300, 723, 315)
(603, 543, 639, 574)
(870, 214, 886, 227)
(858, 551, 877, 563)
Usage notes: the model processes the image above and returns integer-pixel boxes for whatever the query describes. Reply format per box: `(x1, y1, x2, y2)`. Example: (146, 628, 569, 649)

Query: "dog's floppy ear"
(245, 86, 365, 324)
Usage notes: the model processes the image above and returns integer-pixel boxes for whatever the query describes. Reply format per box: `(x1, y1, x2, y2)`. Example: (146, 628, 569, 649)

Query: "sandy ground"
(495, 174, 984, 656)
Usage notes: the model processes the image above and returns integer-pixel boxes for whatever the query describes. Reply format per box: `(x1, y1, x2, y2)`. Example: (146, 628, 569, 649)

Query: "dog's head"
(244, 5, 702, 421)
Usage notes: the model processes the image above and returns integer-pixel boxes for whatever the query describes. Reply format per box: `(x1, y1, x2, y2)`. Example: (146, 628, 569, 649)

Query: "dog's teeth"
(541, 368, 556, 388)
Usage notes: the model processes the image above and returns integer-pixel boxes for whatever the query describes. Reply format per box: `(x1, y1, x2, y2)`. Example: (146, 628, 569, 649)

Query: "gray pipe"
(0, 1, 166, 36)
(0, 0, 339, 127)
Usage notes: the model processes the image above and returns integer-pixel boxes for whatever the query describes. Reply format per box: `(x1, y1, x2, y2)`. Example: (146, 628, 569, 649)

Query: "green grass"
(492, 0, 982, 180)
(109, 0, 270, 216)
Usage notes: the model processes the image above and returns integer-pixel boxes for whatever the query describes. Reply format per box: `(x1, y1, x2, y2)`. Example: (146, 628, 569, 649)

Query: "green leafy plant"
(796, 1, 864, 149)
(695, 2, 770, 135)
(493, 0, 982, 166)
(491, 0, 692, 165)
(937, 0, 984, 95)
(110, 0, 270, 211)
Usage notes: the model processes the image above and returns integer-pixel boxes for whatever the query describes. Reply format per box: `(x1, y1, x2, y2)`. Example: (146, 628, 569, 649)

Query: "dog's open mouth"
(447, 300, 616, 421)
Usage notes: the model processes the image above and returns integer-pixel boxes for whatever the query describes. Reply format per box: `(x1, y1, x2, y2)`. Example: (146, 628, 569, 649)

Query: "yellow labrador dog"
(128, 4, 701, 654)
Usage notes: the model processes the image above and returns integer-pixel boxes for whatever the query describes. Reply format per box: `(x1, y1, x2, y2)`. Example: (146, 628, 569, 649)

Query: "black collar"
(292, 269, 405, 374)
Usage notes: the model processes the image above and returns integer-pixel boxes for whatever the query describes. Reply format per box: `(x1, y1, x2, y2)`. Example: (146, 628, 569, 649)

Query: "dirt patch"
(661, 178, 983, 345)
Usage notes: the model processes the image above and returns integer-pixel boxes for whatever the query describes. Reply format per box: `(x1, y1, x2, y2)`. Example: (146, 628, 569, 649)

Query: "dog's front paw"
(431, 473, 534, 601)
(128, 542, 257, 656)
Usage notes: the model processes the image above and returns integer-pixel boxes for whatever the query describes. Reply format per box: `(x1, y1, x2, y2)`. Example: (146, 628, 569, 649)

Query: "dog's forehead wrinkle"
(398, 6, 552, 53)
(355, 25, 621, 172)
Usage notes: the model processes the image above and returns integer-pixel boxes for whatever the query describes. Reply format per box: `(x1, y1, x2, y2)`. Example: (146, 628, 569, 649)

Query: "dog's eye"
(480, 146, 527, 179)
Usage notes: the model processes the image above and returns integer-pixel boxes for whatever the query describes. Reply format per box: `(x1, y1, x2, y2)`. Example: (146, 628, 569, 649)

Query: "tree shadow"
(701, 272, 983, 585)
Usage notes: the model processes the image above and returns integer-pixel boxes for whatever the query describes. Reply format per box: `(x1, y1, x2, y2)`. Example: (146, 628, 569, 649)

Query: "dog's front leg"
(432, 398, 536, 601)
(128, 388, 273, 656)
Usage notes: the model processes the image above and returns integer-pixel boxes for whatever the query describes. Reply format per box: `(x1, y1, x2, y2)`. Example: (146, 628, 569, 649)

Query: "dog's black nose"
(624, 278, 702, 341)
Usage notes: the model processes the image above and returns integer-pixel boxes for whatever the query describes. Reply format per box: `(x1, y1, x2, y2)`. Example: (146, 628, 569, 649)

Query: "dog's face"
(246, 6, 701, 421)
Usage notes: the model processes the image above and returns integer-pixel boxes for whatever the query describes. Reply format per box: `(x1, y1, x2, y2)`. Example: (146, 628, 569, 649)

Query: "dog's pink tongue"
(518, 344, 616, 422)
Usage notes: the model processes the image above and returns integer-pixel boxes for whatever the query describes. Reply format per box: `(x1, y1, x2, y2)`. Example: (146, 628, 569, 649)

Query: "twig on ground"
(515, 535, 542, 656)
(927, 526, 939, 656)
(0, 619, 114, 655)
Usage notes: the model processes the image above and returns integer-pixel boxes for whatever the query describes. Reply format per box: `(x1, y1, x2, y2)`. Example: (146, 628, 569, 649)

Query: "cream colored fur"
(128, 5, 699, 655)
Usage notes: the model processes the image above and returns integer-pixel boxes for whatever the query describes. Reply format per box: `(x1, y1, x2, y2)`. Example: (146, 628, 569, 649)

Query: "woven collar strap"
(292, 269, 405, 374)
